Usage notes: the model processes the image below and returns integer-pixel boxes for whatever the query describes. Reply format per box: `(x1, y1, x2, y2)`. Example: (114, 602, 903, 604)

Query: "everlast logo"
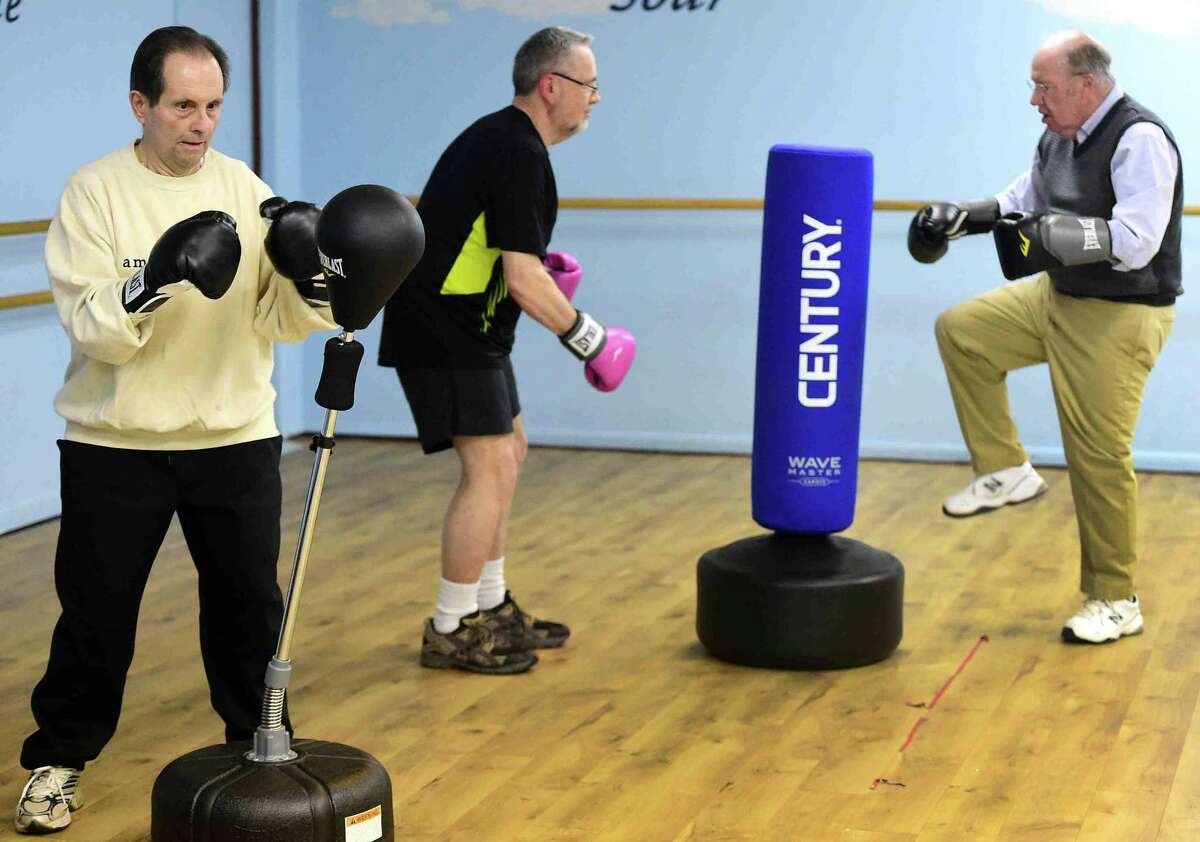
(575, 323, 601, 355)
(1078, 217, 1103, 251)
(318, 249, 345, 278)
(797, 214, 842, 408)
(123, 269, 145, 305)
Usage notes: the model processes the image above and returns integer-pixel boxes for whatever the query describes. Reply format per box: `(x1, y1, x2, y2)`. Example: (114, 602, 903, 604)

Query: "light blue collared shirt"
(995, 85, 1180, 272)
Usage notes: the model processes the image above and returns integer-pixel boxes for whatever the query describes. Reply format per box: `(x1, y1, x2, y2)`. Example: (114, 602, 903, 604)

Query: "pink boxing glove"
(559, 312, 637, 393)
(544, 251, 582, 301)
(585, 327, 636, 392)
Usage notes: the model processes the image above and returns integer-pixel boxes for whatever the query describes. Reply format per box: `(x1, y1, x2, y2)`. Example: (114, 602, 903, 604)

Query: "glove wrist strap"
(1043, 214, 1114, 266)
(122, 268, 198, 315)
(293, 276, 330, 307)
(958, 198, 1001, 236)
(122, 269, 170, 315)
(559, 311, 607, 361)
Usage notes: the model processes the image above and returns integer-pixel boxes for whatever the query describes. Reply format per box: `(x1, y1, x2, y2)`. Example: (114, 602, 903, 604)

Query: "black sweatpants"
(21, 437, 287, 770)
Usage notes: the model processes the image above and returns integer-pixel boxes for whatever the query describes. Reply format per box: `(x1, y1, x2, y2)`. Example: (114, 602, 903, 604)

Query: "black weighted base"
(696, 532, 904, 670)
(151, 739, 393, 842)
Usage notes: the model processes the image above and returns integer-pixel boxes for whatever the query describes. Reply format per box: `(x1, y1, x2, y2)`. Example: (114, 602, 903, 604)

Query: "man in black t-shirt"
(379, 105, 559, 370)
(380, 27, 634, 674)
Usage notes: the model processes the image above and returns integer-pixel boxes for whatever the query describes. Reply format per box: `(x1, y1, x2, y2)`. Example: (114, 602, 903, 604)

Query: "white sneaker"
(942, 461, 1047, 517)
(1061, 596, 1143, 644)
(14, 766, 83, 834)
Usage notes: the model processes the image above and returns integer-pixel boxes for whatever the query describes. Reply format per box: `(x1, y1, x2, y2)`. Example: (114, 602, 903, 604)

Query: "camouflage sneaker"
(419, 611, 538, 674)
(482, 591, 571, 649)
(15, 766, 83, 834)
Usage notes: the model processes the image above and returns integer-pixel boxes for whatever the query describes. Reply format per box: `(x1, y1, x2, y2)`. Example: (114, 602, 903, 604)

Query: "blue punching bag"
(695, 144, 901, 670)
(751, 145, 874, 534)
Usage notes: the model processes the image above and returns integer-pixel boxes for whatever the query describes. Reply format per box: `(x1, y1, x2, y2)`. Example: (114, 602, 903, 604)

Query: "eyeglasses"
(1027, 73, 1087, 95)
(550, 71, 599, 95)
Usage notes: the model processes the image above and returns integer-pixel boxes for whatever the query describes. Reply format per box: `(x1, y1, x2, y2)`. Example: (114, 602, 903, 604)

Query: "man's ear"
(130, 90, 149, 125)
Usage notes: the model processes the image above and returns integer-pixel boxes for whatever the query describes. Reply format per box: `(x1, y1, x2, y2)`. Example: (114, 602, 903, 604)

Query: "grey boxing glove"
(992, 211, 1113, 280)
(908, 199, 1000, 264)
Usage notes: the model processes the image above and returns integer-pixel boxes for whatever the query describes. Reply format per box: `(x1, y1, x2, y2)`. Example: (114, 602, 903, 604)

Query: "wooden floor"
(2, 439, 1199, 841)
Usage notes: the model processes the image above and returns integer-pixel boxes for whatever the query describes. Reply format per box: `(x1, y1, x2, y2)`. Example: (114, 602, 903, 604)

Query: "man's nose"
(191, 110, 213, 134)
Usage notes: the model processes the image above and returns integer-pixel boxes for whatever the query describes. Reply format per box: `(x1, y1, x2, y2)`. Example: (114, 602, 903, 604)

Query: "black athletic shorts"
(395, 360, 521, 454)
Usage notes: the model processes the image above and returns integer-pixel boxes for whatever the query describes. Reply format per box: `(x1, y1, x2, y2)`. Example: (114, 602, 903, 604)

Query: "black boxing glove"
(992, 211, 1114, 280)
(908, 199, 1000, 264)
(122, 211, 241, 314)
(260, 196, 328, 306)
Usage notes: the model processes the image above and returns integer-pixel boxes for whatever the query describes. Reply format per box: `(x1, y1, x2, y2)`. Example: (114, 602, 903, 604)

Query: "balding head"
(1035, 30, 1115, 89)
(1029, 30, 1115, 139)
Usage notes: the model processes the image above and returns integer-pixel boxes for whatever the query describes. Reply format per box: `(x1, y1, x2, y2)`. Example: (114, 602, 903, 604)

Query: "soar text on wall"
(610, 0, 721, 11)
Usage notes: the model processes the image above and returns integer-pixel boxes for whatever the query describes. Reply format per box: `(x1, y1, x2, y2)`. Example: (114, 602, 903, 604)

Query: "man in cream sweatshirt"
(14, 26, 335, 835)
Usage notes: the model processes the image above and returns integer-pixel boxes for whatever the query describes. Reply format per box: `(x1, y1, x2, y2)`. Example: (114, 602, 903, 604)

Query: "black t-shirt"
(378, 106, 557, 369)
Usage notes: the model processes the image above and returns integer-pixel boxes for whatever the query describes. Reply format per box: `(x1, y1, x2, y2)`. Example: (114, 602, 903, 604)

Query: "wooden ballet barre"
(7, 199, 1200, 235)
(0, 220, 54, 310)
(4, 199, 1199, 312)
(554, 198, 1200, 213)
(0, 219, 51, 237)
(0, 291, 53, 311)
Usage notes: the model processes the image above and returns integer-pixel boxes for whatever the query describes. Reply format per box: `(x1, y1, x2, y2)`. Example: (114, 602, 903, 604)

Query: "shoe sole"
(15, 821, 71, 835)
(1061, 620, 1144, 644)
(942, 481, 1048, 518)
(15, 811, 76, 835)
(419, 651, 538, 675)
(528, 634, 570, 650)
(15, 797, 81, 835)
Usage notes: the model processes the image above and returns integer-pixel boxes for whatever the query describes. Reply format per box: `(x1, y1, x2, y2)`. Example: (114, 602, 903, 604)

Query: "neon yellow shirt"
(46, 142, 336, 449)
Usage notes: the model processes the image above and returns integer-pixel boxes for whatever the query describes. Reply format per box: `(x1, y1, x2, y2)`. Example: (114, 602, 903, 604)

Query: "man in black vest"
(907, 31, 1181, 644)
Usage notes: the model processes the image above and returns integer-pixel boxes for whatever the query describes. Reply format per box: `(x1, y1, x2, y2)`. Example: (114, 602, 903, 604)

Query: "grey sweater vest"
(1037, 95, 1182, 304)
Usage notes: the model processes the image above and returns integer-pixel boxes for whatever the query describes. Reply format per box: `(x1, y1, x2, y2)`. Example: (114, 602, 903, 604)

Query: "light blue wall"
(259, 1, 311, 436)
(4, 0, 1199, 533)
(0, 235, 69, 531)
(296, 0, 1200, 472)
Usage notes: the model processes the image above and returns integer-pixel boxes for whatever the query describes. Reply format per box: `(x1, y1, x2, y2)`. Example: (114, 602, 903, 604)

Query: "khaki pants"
(935, 274, 1174, 601)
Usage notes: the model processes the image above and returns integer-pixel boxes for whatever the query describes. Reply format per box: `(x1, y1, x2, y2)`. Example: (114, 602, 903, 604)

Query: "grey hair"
(512, 26, 593, 96)
(1064, 35, 1115, 88)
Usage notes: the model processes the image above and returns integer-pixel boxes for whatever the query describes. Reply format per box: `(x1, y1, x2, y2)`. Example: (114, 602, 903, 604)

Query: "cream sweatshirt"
(46, 142, 336, 450)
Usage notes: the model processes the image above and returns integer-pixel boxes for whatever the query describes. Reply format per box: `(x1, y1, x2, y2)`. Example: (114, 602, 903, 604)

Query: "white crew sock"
(477, 557, 507, 611)
(433, 577, 479, 634)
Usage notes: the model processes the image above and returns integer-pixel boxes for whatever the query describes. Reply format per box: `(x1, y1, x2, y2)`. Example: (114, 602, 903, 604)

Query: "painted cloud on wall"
(330, 0, 612, 27)
(1029, 0, 1200, 36)
(460, 0, 613, 15)
(330, 0, 451, 25)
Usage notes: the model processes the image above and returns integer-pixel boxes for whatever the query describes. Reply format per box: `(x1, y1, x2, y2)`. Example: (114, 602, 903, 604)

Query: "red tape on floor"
(898, 716, 928, 752)
(870, 634, 989, 789)
(927, 634, 989, 710)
